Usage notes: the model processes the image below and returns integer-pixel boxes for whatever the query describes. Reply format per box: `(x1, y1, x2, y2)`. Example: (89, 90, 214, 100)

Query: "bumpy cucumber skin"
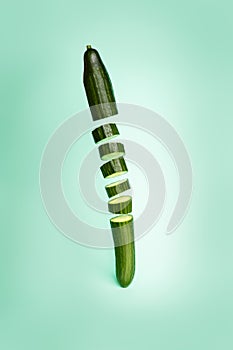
(83, 47, 118, 120)
(110, 217, 135, 288)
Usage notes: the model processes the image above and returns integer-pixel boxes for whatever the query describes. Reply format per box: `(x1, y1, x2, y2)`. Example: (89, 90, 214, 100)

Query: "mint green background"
(1, 1, 233, 349)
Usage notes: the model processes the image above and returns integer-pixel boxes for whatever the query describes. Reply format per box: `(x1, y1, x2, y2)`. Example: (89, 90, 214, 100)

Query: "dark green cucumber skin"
(105, 179, 131, 198)
(100, 157, 128, 178)
(110, 217, 135, 288)
(83, 47, 118, 120)
(115, 242, 135, 288)
(92, 123, 119, 144)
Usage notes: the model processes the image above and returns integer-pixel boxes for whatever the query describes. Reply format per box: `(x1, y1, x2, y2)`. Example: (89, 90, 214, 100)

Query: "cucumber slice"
(110, 214, 135, 287)
(100, 157, 128, 179)
(108, 195, 132, 214)
(99, 142, 125, 161)
(105, 178, 131, 198)
(92, 123, 119, 144)
(83, 46, 118, 120)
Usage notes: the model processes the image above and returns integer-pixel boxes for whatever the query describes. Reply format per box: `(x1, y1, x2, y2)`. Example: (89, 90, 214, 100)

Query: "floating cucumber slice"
(105, 178, 130, 198)
(108, 195, 132, 214)
(92, 123, 119, 144)
(99, 142, 125, 161)
(100, 157, 128, 179)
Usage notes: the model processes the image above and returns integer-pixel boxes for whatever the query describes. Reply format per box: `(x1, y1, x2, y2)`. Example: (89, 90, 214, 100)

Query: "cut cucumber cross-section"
(100, 157, 128, 179)
(105, 178, 130, 198)
(108, 195, 132, 214)
(99, 142, 125, 161)
(110, 214, 135, 288)
(92, 123, 119, 144)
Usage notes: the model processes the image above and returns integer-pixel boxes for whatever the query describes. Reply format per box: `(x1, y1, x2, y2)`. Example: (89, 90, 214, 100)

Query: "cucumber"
(83, 45, 118, 120)
(92, 123, 119, 144)
(108, 195, 132, 214)
(100, 157, 128, 179)
(99, 142, 125, 161)
(83, 45, 135, 288)
(110, 215, 135, 288)
(105, 178, 131, 198)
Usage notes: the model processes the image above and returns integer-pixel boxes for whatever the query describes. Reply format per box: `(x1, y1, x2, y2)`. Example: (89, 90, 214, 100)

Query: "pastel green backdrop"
(1, 1, 232, 349)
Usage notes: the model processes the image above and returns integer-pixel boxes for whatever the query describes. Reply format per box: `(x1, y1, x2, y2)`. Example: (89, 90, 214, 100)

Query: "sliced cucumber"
(108, 195, 132, 214)
(110, 214, 135, 287)
(83, 45, 135, 288)
(99, 142, 125, 161)
(83, 46, 118, 120)
(92, 123, 119, 144)
(105, 178, 130, 198)
(100, 157, 128, 179)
